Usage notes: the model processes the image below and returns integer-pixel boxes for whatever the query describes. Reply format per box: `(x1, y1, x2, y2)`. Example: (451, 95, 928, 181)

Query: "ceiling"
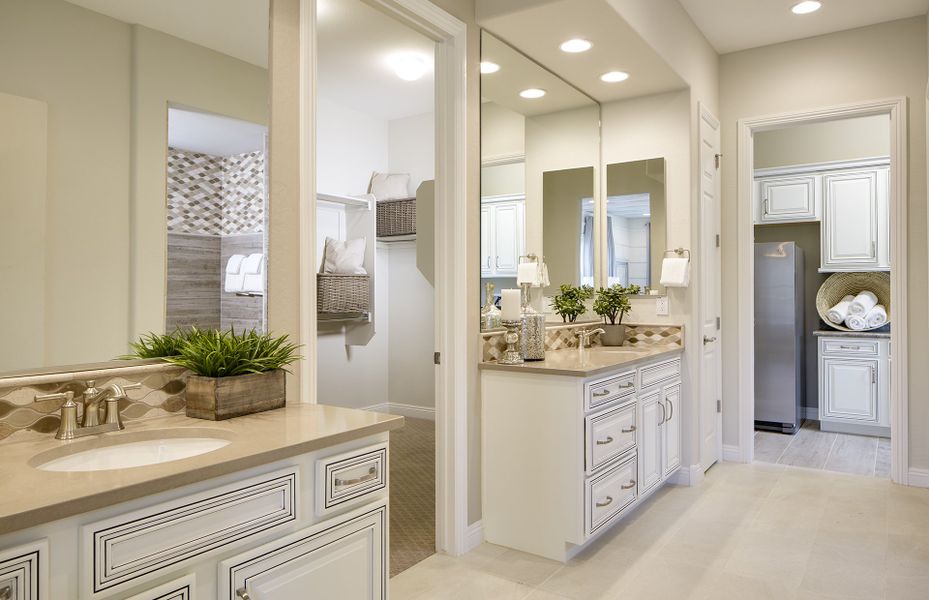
(168, 108, 267, 156)
(63, 0, 269, 67)
(317, 0, 435, 121)
(679, 0, 929, 54)
(478, 0, 686, 104)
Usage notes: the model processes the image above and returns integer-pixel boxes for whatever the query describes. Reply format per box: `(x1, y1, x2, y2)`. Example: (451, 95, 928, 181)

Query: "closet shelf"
(317, 312, 371, 323)
(317, 192, 373, 210)
(377, 234, 416, 243)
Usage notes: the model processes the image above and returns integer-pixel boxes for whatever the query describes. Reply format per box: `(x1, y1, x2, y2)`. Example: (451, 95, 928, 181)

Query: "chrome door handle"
(621, 425, 636, 433)
(593, 389, 611, 397)
(619, 382, 635, 389)
(703, 336, 717, 345)
(236, 589, 252, 600)
(763, 198, 769, 216)
(596, 436, 614, 446)
(595, 496, 613, 508)
(666, 398, 674, 421)
(658, 401, 666, 425)
(0, 584, 12, 600)
(334, 466, 377, 487)
(621, 480, 636, 490)
(495, 256, 500, 268)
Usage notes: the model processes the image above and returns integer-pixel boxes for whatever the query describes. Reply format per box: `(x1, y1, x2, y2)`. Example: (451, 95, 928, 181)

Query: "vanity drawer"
(585, 454, 637, 536)
(585, 370, 636, 412)
(586, 403, 636, 473)
(820, 338, 880, 357)
(639, 357, 681, 390)
(126, 574, 195, 600)
(81, 468, 297, 598)
(0, 539, 46, 600)
(316, 443, 388, 516)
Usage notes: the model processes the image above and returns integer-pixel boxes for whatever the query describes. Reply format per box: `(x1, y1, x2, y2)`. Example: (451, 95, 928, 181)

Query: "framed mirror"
(0, 0, 270, 376)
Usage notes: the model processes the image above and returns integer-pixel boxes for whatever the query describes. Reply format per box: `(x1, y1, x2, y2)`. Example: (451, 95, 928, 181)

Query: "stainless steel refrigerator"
(754, 241, 804, 434)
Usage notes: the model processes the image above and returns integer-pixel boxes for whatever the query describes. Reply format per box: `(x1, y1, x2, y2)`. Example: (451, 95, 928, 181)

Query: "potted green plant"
(551, 284, 594, 323)
(593, 284, 640, 346)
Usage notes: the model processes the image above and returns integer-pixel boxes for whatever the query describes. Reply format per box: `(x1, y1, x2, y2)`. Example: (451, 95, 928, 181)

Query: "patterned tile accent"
(166, 148, 265, 236)
(0, 366, 188, 443)
(480, 322, 683, 362)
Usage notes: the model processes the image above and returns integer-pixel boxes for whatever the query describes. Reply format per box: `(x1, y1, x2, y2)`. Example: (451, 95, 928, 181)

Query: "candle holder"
(499, 319, 524, 365)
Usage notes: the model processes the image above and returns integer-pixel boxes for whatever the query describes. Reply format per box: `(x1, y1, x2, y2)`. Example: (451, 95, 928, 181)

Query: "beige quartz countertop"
(479, 344, 684, 377)
(0, 404, 403, 536)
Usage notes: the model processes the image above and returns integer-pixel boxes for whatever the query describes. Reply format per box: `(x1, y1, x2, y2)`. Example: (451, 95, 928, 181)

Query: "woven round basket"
(815, 272, 890, 331)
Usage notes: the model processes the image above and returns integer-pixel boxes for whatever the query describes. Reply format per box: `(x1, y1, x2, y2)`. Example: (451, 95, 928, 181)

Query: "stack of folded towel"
(225, 253, 265, 294)
(827, 290, 886, 330)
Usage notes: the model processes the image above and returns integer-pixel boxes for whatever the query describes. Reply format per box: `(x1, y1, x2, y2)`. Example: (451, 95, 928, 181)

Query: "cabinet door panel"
(759, 176, 817, 223)
(662, 384, 682, 476)
(638, 393, 663, 493)
(822, 358, 879, 422)
(493, 203, 520, 275)
(480, 206, 492, 275)
(823, 170, 879, 270)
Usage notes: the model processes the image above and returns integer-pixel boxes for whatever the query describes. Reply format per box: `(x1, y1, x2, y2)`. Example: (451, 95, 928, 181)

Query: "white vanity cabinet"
(481, 196, 525, 277)
(754, 174, 820, 223)
(818, 334, 890, 437)
(482, 351, 683, 562)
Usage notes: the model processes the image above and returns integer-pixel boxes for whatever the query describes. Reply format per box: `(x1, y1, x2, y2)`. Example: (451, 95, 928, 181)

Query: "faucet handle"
(35, 390, 75, 403)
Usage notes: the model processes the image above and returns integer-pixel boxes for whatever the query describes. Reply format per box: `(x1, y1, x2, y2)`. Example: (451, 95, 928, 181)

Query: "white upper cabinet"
(822, 167, 889, 271)
(755, 175, 819, 223)
(480, 206, 492, 276)
(481, 196, 525, 278)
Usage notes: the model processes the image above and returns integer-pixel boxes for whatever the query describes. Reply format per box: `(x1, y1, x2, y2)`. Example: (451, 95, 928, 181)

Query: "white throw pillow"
(321, 237, 367, 275)
(369, 172, 410, 200)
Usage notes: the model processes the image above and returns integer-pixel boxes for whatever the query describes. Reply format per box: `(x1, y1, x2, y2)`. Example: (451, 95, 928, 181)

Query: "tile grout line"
(821, 433, 839, 472)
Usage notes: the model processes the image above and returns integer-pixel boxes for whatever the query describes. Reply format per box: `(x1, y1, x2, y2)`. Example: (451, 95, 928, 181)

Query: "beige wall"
(719, 17, 929, 469)
(754, 115, 890, 169)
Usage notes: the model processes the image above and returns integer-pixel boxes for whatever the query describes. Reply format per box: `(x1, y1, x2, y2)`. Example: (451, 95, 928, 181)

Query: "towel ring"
(663, 248, 691, 262)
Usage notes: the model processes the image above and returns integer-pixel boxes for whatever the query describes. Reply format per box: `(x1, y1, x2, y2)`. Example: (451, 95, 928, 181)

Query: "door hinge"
(434, 352, 441, 365)
(714, 153, 722, 169)
(716, 316, 721, 330)
(717, 399, 722, 413)
(715, 234, 720, 248)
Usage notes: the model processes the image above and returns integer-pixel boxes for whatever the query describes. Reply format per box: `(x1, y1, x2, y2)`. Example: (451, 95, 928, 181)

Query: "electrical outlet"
(656, 296, 670, 316)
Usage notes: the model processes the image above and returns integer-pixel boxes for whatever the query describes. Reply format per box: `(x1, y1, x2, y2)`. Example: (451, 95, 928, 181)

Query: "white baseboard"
(668, 464, 704, 487)
(722, 444, 742, 462)
(363, 402, 436, 421)
(464, 520, 484, 553)
(907, 468, 929, 488)
(802, 407, 819, 420)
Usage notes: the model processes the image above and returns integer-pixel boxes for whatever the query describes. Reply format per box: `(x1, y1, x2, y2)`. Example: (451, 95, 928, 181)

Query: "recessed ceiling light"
(600, 71, 630, 83)
(791, 1, 822, 14)
(480, 61, 500, 74)
(560, 39, 592, 53)
(390, 53, 430, 81)
(519, 88, 546, 99)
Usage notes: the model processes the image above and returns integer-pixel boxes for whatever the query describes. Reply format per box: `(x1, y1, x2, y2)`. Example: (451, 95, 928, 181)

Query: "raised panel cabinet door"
(493, 202, 520, 275)
(662, 384, 682, 477)
(638, 392, 663, 493)
(480, 206, 493, 275)
(821, 358, 879, 422)
(822, 170, 880, 270)
(758, 175, 817, 223)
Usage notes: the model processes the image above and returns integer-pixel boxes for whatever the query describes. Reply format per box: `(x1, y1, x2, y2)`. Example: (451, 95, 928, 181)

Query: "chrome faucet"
(576, 328, 605, 349)
(36, 380, 140, 440)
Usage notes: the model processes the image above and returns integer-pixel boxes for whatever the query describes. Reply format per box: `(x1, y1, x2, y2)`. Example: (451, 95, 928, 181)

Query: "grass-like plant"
(164, 328, 302, 378)
(122, 329, 193, 359)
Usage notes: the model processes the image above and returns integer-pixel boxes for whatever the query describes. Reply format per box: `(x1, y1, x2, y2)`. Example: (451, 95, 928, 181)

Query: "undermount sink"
(30, 428, 234, 472)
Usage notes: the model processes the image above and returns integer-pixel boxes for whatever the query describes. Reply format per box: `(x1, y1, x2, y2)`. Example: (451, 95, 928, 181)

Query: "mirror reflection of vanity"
(0, 0, 269, 375)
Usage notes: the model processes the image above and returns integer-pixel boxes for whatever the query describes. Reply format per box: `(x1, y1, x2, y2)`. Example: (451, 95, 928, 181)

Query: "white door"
(219, 505, 386, 600)
(758, 175, 817, 223)
(822, 358, 879, 422)
(493, 202, 520, 275)
(638, 391, 663, 493)
(662, 383, 682, 476)
(822, 169, 880, 270)
(698, 104, 722, 471)
(480, 206, 493, 276)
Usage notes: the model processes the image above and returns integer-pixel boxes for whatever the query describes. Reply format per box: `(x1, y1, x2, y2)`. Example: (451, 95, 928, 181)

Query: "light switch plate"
(656, 296, 670, 316)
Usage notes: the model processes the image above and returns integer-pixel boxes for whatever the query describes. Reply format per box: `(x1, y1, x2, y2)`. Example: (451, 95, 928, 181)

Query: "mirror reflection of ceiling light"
(519, 88, 546, 99)
(560, 39, 592, 53)
(480, 61, 500, 74)
(643, 213, 651, 217)
(390, 53, 431, 81)
(791, 1, 822, 14)
(600, 71, 630, 83)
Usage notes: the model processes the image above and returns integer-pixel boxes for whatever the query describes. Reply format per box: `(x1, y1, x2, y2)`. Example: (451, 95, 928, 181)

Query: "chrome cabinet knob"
(703, 335, 717, 345)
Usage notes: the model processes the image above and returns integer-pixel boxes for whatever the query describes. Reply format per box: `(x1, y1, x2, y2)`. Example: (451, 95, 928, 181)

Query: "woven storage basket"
(376, 197, 416, 237)
(816, 272, 890, 331)
(317, 273, 370, 313)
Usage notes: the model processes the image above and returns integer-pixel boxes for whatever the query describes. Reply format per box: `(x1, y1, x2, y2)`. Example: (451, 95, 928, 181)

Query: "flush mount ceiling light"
(390, 53, 430, 81)
(519, 88, 546, 99)
(600, 70, 630, 83)
(560, 38, 592, 53)
(480, 61, 501, 74)
(791, 1, 822, 14)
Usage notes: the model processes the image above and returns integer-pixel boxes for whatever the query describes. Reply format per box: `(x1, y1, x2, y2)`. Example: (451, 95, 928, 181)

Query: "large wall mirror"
(479, 30, 600, 316)
(0, 0, 270, 376)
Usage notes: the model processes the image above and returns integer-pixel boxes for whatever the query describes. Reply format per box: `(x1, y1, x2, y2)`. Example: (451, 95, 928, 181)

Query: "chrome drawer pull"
(621, 425, 636, 433)
(334, 466, 377, 487)
(595, 496, 613, 508)
(593, 389, 611, 397)
(619, 382, 634, 389)
(236, 589, 252, 600)
(621, 480, 636, 490)
(838, 345, 861, 350)
(596, 436, 614, 446)
(0, 585, 11, 600)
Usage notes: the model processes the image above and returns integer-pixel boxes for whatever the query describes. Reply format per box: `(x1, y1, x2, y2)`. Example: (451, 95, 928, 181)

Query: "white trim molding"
(753, 156, 889, 179)
(668, 464, 705, 487)
(464, 520, 484, 553)
(906, 468, 929, 488)
(735, 98, 908, 483)
(722, 444, 742, 462)
(363, 402, 436, 421)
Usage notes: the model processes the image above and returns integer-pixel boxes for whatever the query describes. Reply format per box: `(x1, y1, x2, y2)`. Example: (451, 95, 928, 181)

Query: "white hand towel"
(659, 257, 690, 288)
(224, 254, 247, 293)
(827, 295, 855, 324)
(242, 253, 265, 294)
(225, 254, 246, 274)
(538, 262, 550, 288)
(865, 304, 888, 329)
(848, 291, 878, 316)
(845, 314, 868, 330)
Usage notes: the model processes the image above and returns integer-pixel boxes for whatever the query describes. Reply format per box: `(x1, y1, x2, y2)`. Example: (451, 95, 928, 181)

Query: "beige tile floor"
(390, 461, 929, 600)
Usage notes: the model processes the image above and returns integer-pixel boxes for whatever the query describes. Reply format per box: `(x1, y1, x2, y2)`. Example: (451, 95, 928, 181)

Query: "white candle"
(517, 262, 537, 285)
(501, 289, 521, 321)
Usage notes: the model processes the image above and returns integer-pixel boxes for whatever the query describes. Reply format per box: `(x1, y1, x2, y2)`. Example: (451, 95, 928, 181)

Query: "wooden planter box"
(186, 369, 285, 420)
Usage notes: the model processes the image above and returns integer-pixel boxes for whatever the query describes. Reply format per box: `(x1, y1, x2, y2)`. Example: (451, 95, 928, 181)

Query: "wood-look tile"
(875, 437, 892, 479)
(824, 434, 878, 477)
(777, 426, 836, 469)
(753, 430, 794, 464)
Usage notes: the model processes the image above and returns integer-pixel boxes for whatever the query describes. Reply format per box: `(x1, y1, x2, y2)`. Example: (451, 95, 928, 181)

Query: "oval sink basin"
(31, 429, 233, 472)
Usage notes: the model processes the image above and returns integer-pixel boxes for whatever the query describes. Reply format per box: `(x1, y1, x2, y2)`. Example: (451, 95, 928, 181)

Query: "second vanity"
(481, 340, 684, 562)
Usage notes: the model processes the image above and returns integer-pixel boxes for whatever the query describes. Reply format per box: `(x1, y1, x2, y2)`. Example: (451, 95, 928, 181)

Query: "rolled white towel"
(845, 314, 868, 331)
(848, 291, 878, 316)
(865, 304, 887, 329)
(827, 295, 855, 325)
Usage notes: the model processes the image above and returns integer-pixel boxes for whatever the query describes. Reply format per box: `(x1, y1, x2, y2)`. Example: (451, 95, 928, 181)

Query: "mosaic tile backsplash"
(0, 366, 188, 442)
(480, 322, 683, 363)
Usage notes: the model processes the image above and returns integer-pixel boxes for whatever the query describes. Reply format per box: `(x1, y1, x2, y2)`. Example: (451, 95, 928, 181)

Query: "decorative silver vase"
(519, 283, 545, 361)
(481, 282, 501, 331)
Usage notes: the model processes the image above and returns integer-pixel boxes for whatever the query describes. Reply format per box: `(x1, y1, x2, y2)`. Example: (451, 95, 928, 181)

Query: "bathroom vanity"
(0, 404, 402, 600)
(481, 343, 684, 562)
